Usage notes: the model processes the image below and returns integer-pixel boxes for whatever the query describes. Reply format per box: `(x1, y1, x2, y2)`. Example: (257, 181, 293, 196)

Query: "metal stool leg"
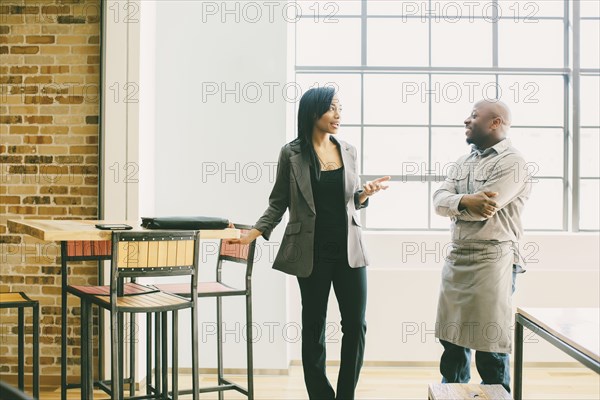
(18, 307, 24, 392)
(81, 300, 94, 400)
(119, 313, 125, 400)
(33, 302, 39, 400)
(191, 301, 199, 400)
(61, 242, 68, 400)
(129, 312, 136, 397)
(246, 295, 254, 400)
(81, 301, 88, 400)
(172, 310, 179, 400)
(155, 312, 162, 397)
(110, 310, 122, 400)
(161, 311, 168, 400)
(86, 302, 94, 400)
(146, 312, 152, 395)
(217, 297, 224, 400)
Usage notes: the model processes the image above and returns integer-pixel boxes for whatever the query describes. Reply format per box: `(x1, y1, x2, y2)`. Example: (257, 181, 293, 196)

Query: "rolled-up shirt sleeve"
(433, 178, 464, 217)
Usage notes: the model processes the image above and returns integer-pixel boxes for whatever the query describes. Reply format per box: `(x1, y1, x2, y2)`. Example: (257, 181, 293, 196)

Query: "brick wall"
(0, 0, 101, 385)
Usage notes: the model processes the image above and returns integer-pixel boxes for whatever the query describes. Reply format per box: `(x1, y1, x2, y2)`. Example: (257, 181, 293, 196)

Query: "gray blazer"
(254, 136, 370, 277)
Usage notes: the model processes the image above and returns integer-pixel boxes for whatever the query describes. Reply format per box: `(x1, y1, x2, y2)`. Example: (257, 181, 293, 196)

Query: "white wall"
(151, 0, 290, 370)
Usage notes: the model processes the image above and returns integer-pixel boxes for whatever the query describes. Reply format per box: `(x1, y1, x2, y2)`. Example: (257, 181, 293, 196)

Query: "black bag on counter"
(141, 216, 229, 230)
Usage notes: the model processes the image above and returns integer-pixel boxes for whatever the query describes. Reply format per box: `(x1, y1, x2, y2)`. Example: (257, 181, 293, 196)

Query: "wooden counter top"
(7, 219, 240, 242)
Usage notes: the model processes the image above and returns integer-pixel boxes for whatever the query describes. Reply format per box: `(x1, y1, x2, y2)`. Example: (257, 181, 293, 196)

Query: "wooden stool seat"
(0, 292, 34, 304)
(428, 383, 512, 400)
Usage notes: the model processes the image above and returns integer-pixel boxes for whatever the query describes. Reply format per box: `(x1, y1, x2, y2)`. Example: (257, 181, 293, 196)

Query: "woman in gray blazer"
(230, 87, 389, 400)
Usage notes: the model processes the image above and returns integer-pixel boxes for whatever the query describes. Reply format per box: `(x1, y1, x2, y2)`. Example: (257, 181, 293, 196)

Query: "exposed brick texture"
(1, 0, 101, 383)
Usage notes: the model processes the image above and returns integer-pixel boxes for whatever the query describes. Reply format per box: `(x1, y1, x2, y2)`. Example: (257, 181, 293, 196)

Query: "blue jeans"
(439, 267, 520, 393)
(440, 339, 511, 393)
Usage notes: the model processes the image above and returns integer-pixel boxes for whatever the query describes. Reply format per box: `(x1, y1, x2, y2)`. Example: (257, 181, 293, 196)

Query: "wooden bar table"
(513, 307, 600, 399)
(7, 218, 240, 400)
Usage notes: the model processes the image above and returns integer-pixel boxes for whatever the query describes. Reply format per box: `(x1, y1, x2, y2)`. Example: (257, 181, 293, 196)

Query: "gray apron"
(435, 240, 516, 353)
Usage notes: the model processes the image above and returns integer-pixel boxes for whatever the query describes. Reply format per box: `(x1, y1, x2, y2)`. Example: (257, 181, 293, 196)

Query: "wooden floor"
(36, 364, 600, 399)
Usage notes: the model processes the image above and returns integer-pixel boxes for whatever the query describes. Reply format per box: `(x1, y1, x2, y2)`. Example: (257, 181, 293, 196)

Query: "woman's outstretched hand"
(363, 176, 391, 196)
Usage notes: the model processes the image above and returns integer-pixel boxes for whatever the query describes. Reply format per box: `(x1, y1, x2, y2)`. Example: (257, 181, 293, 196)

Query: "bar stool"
(154, 223, 256, 399)
(67, 230, 201, 400)
(0, 292, 39, 399)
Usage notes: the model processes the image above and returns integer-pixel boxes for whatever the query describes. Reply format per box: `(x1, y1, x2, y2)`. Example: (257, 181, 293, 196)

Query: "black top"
(310, 166, 347, 262)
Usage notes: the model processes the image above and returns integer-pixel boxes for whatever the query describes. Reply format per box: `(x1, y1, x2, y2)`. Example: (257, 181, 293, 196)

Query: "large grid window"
(295, 0, 598, 231)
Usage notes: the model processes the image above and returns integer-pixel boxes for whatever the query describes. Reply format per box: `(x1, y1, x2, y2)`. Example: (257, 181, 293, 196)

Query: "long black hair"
(292, 86, 336, 180)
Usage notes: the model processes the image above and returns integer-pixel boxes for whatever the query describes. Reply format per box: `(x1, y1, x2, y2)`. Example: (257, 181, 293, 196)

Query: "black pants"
(297, 258, 367, 400)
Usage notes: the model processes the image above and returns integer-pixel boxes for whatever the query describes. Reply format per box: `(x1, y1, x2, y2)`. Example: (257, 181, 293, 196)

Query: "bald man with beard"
(433, 99, 532, 393)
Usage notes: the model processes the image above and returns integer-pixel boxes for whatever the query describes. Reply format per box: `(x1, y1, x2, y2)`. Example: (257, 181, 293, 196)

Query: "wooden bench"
(428, 383, 512, 400)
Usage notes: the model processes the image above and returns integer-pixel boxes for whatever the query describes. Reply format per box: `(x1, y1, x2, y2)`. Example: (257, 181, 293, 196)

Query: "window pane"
(499, 20, 564, 67)
(364, 74, 429, 124)
(581, 1, 600, 18)
(431, 127, 472, 168)
(431, 20, 493, 67)
(509, 128, 564, 177)
(431, 75, 497, 125)
(296, 17, 361, 66)
(367, 0, 413, 15)
(366, 181, 429, 229)
(581, 20, 600, 69)
(580, 179, 600, 230)
(294, 73, 362, 124)
(522, 179, 563, 230)
(581, 128, 600, 178)
(498, 0, 564, 18)
(297, 0, 361, 17)
(363, 127, 428, 175)
(367, 18, 429, 67)
(581, 76, 600, 127)
(498, 75, 564, 127)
